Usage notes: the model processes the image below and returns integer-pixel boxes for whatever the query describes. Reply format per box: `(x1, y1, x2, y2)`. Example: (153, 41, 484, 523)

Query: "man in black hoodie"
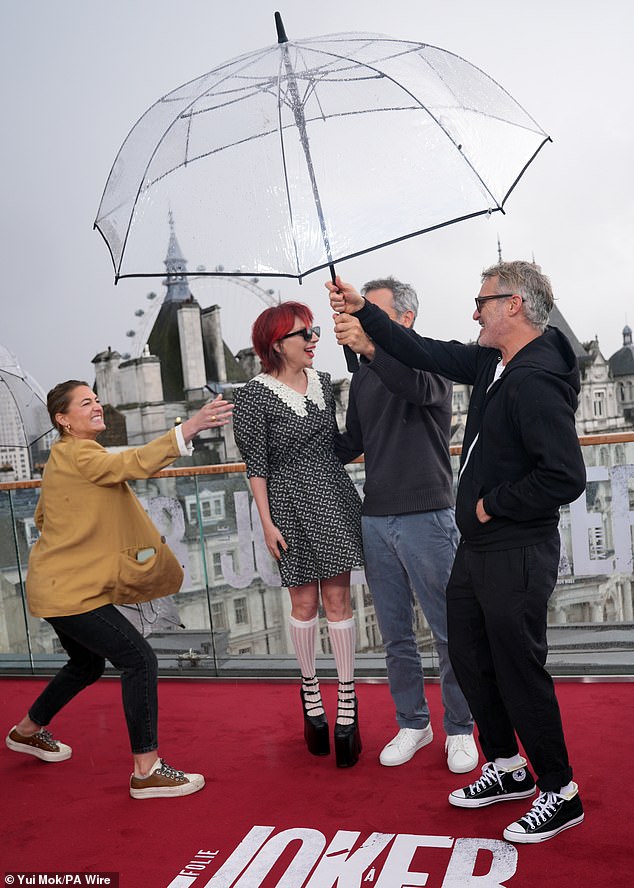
(327, 261, 586, 844)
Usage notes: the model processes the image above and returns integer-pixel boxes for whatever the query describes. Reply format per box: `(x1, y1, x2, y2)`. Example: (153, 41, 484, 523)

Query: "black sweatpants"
(446, 534, 573, 792)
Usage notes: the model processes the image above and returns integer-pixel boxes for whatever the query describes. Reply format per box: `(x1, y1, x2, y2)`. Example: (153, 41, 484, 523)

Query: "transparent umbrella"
(95, 13, 550, 285)
(0, 346, 53, 477)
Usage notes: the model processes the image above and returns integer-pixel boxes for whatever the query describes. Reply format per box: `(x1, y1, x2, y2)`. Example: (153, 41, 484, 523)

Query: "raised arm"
(74, 395, 233, 485)
(328, 275, 483, 385)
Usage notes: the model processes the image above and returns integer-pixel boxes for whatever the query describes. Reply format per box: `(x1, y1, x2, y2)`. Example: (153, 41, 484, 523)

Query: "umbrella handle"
(329, 263, 360, 373)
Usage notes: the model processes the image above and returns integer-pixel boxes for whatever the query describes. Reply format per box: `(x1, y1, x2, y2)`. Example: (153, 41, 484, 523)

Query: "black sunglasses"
(474, 293, 524, 312)
(279, 325, 321, 341)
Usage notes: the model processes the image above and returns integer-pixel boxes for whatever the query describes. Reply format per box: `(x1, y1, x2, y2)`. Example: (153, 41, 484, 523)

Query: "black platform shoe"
(334, 680, 362, 768)
(300, 676, 330, 756)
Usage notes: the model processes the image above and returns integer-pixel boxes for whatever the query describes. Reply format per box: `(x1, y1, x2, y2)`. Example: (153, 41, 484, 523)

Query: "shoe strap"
(337, 680, 356, 701)
(336, 681, 356, 722)
(302, 676, 324, 715)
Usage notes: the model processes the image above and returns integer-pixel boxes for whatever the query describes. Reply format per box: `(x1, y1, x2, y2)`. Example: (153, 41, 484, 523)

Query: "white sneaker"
(379, 725, 433, 767)
(445, 733, 479, 774)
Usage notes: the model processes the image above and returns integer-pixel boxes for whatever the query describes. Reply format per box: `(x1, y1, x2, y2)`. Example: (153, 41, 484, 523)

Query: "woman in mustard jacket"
(5, 379, 232, 799)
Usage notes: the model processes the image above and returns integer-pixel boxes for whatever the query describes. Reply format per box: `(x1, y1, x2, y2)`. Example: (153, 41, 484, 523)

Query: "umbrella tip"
(275, 11, 288, 43)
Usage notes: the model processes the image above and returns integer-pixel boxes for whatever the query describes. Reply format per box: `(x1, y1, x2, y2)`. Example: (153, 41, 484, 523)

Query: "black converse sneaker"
(449, 759, 536, 808)
(503, 784, 584, 843)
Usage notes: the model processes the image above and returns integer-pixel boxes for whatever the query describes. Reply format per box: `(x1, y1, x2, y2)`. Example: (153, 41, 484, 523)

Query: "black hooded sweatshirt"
(353, 300, 587, 550)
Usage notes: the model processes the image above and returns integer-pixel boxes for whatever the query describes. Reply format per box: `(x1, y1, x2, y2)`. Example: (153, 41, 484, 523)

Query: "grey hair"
(361, 276, 419, 321)
(481, 260, 554, 331)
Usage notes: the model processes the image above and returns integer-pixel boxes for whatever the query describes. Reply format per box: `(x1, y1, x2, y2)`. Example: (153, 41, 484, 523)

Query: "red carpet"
(0, 677, 629, 887)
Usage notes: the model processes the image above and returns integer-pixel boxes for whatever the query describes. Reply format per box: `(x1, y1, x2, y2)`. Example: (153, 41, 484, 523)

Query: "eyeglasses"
(279, 325, 321, 341)
(474, 293, 520, 312)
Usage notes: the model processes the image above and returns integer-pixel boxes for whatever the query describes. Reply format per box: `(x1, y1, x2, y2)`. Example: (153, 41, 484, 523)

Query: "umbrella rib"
(97, 46, 279, 279)
(142, 96, 541, 196)
(292, 45, 336, 121)
(298, 34, 543, 136)
(500, 135, 552, 208)
(291, 43, 504, 209)
(304, 40, 548, 206)
(141, 107, 417, 188)
(183, 58, 541, 142)
(184, 112, 192, 166)
(0, 368, 52, 450)
(103, 98, 538, 220)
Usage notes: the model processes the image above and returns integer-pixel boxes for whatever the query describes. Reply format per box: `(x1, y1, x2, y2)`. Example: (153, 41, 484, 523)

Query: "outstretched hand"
(181, 394, 234, 443)
(325, 275, 365, 314)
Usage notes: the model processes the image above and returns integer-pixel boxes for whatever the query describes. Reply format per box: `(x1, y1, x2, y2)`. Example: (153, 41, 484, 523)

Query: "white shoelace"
(519, 791, 562, 827)
(447, 735, 470, 752)
(468, 762, 503, 793)
(393, 731, 414, 750)
(155, 759, 185, 780)
(33, 728, 58, 749)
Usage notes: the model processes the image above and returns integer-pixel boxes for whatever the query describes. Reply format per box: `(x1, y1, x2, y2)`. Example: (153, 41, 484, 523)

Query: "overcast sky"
(2, 0, 632, 393)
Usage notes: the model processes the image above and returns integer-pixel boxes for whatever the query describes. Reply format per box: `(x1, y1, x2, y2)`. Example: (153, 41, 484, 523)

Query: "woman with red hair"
(233, 302, 363, 767)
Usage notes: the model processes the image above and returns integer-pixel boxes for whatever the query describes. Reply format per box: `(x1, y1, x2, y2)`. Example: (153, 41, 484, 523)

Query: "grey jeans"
(362, 509, 473, 735)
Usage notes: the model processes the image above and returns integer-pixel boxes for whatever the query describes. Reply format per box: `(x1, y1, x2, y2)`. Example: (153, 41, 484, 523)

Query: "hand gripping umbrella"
(95, 13, 551, 369)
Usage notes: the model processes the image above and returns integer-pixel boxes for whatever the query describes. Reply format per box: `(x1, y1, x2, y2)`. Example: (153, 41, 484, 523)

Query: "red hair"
(251, 301, 314, 374)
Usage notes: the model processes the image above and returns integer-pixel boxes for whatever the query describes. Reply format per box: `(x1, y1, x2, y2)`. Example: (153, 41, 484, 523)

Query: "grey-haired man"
(329, 262, 585, 844)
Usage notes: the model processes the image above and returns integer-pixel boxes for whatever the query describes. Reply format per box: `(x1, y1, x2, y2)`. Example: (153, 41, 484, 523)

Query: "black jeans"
(29, 605, 158, 754)
(446, 535, 573, 792)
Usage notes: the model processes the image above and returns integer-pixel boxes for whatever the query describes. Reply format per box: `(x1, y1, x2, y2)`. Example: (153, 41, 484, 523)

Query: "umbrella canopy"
(95, 17, 550, 284)
(0, 345, 53, 465)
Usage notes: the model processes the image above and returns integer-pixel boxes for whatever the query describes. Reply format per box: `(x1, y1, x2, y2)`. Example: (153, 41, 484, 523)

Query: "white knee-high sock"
(327, 617, 356, 684)
(328, 617, 357, 726)
(289, 615, 319, 678)
(289, 615, 325, 717)
(328, 617, 356, 725)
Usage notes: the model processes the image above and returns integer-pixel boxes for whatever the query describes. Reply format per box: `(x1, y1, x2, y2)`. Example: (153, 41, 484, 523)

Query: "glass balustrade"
(1, 437, 633, 677)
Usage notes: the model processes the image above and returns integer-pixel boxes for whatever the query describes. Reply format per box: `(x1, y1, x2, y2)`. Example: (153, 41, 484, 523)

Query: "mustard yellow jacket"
(26, 429, 182, 618)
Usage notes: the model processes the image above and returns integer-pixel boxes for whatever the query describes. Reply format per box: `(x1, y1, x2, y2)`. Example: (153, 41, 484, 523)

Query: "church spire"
(163, 211, 191, 302)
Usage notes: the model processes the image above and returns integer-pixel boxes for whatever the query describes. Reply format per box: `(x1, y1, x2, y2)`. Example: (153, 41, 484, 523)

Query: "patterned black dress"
(233, 369, 363, 587)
